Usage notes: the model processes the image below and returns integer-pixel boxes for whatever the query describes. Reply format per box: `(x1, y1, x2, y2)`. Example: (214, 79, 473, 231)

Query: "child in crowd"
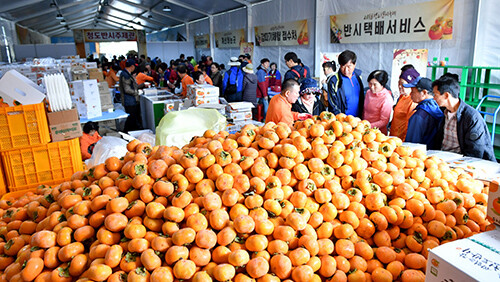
(80, 122, 102, 160)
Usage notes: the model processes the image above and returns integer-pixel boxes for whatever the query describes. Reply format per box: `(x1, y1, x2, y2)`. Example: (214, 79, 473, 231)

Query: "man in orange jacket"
(266, 79, 312, 127)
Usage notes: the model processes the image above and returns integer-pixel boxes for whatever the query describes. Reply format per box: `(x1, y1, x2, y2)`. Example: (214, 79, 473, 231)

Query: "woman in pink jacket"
(363, 70, 393, 135)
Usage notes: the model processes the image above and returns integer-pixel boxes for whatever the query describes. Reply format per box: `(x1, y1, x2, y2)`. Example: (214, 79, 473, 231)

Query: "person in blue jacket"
(326, 50, 364, 117)
(405, 77, 444, 149)
(222, 57, 244, 102)
(283, 52, 311, 81)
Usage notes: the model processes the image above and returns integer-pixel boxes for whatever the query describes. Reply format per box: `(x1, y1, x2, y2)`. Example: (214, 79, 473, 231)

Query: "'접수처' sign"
(330, 0, 454, 43)
(255, 20, 309, 46)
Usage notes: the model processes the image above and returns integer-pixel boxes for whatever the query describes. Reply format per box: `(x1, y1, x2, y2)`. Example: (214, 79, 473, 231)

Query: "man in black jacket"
(283, 52, 311, 82)
(326, 50, 364, 118)
(433, 75, 496, 161)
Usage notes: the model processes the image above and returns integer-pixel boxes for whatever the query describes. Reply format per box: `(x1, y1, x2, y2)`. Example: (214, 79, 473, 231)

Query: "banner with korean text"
(255, 20, 309, 46)
(194, 34, 210, 49)
(330, 0, 454, 43)
(215, 29, 245, 48)
(84, 30, 138, 42)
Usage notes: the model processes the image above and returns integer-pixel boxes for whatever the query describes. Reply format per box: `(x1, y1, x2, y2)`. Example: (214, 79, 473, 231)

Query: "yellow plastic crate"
(0, 102, 51, 151)
(1, 138, 83, 191)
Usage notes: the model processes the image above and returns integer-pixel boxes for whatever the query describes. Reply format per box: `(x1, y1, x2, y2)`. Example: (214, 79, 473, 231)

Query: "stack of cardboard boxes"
(225, 102, 257, 132)
(98, 82, 114, 112)
(425, 180, 500, 281)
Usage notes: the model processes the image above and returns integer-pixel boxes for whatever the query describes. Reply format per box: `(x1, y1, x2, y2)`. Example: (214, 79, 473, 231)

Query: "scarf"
(301, 97, 315, 114)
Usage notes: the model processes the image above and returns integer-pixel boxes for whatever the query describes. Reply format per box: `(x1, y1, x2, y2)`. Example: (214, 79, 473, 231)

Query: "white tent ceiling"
(0, 0, 268, 37)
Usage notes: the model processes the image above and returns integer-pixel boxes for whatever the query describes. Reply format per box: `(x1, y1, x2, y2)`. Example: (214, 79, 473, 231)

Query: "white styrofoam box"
(426, 228, 500, 282)
(143, 88, 158, 96)
(227, 102, 255, 113)
(401, 142, 427, 153)
(187, 84, 219, 98)
(488, 180, 500, 226)
(69, 79, 102, 119)
(84, 62, 98, 69)
(228, 110, 252, 120)
(0, 70, 46, 106)
(191, 93, 219, 105)
(226, 120, 264, 133)
(197, 103, 226, 115)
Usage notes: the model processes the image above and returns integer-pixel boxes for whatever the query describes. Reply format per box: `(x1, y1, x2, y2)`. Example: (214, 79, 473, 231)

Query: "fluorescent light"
(60, 19, 66, 25)
(163, 5, 171, 12)
(56, 13, 63, 20)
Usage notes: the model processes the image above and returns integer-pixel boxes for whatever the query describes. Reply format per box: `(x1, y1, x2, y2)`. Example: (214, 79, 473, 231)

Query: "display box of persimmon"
(487, 180, 500, 226)
(425, 228, 500, 281)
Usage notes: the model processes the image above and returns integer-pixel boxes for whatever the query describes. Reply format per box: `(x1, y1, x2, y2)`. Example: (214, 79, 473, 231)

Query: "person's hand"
(298, 113, 313, 120)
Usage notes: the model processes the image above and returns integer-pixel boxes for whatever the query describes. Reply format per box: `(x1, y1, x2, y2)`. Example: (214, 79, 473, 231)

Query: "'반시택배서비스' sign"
(195, 34, 210, 49)
(254, 20, 309, 46)
(330, 0, 454, 43)
(215, 29, 245, 48)
(84, 30, 137, 42)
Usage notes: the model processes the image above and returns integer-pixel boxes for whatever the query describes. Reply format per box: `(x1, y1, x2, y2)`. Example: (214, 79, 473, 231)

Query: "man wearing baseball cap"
(404, 76, 444, 149)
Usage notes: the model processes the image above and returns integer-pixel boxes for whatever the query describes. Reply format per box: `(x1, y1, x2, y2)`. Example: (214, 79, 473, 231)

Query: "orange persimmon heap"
(0, 112, 493, 282)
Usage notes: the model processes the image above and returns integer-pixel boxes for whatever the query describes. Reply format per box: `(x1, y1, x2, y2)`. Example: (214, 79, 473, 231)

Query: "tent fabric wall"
(213, 8, 247, 68)
(315, 0, 476, 82)
(474, 0, 500, 69)
(252, 0, 315, 78)
(14, 43, 76, 60)
(147, 42, 195, 63)
(147, 26, 187, 42)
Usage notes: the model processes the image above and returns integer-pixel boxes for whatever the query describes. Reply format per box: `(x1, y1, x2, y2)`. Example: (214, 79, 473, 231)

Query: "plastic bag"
(85, 136, 129, 167)
(156, 108, 227, 148)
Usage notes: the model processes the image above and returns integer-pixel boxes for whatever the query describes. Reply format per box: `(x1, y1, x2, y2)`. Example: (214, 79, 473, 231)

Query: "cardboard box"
(98, 82, 109, 93)
(191, 94, 219, 105)
(69, 80, 102, 119)
(87, 68, 104, 82)
(0, 70, 45, 106)
(226, 102, 255, 115)
(187, 84, 219, 97)
(426, 228, 500, 282)
(228, 110, 252, 120)
(70, 66, 88, 81)
(47, 108, 83, 142)
(488, 180, 500, 226)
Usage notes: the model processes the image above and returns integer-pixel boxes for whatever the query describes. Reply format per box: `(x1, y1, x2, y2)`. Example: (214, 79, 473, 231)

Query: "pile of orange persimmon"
(0, 112, 493, 282)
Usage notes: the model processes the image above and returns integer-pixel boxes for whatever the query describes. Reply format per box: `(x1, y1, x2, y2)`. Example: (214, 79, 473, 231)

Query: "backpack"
(291, 67, 307, 84)
(224, 69, 239, 96)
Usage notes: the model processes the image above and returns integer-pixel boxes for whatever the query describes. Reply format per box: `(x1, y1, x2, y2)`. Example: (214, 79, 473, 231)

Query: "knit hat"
(300, 78, 321, 95)
(228, 57, 241, 67)
(243, 64, 254, 73)
(401, 68, 421, 87)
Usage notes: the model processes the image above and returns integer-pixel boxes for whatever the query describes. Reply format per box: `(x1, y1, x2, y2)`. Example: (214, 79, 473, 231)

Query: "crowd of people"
(94, 49, 495, 162)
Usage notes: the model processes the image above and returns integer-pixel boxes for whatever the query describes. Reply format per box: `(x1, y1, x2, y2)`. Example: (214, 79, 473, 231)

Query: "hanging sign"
(194, 34, 210, 49)
(390, 49, 429, 101)
(330, 0, 454, 43)
(240, 42, 254, 61)
(254, 19, 309, 46)
(215, 29, 245, 48)
(84, 30, 137, 42)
